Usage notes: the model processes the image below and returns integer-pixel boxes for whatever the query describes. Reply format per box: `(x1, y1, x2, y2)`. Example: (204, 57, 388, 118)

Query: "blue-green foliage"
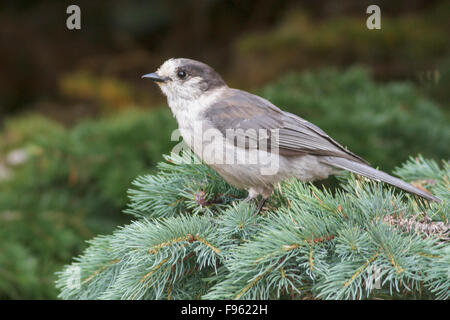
(57, 153, 449, 300)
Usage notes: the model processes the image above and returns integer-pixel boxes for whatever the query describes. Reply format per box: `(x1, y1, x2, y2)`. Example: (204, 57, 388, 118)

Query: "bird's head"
(142, 58, 226, 101)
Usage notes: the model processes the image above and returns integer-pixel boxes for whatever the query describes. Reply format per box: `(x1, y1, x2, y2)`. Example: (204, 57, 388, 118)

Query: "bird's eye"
(177, 70, 186, 79)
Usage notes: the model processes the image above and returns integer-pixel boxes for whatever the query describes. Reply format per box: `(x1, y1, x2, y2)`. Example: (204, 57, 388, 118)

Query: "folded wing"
(202, 88, 367, 163)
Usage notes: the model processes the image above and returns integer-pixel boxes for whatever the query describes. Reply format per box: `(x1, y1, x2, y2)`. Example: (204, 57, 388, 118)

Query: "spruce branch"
(57, 153, 449, 300)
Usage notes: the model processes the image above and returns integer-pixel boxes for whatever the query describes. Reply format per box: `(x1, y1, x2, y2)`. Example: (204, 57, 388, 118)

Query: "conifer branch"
(56, 153, 449, 300)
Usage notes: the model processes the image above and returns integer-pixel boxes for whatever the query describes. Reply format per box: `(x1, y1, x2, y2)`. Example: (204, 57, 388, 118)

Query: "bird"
(142, 58, 441, 213)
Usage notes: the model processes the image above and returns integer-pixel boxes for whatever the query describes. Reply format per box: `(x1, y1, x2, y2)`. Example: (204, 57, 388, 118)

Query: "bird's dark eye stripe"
(177, 70, 186, 79)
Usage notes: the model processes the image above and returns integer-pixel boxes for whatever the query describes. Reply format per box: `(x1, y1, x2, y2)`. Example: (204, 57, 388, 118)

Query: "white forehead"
(157, 58, 181, 76)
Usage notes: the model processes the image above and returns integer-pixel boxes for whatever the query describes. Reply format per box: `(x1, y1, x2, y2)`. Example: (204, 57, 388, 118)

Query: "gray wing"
(202, 88, 368, 164)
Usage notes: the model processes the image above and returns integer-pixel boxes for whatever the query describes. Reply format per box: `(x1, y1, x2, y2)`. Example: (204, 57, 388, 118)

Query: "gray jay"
(143, 58, 440, 212)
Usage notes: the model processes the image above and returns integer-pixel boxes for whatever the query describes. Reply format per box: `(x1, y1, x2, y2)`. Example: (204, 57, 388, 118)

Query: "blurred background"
(0, 0, 448, 299)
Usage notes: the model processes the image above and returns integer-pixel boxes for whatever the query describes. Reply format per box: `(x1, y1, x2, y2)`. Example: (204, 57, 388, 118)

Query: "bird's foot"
(243, 188, 270, 214)
(255, 197, 267, 215)
(243, 194, 267, 214)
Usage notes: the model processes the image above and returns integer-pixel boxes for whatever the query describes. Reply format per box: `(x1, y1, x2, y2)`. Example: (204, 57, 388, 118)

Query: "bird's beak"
(141, 72, 166, 82)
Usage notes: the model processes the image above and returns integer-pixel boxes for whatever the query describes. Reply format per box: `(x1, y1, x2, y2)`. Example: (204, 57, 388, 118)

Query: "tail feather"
(321, 157, 441, 203)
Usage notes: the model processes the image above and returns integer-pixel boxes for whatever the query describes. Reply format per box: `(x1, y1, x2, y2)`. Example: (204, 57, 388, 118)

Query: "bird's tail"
(321, 157, 441, 202)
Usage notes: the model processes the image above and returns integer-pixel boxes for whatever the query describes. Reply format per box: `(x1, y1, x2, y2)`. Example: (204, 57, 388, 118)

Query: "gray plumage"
(143, 58, 441, 205)
(203, 88, 367, 162)
(320, 156, 440, 202)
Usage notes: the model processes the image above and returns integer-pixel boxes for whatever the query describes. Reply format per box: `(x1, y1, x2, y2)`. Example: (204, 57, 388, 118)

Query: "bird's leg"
(255, 197, 267, 215)
(244, 187, 271, 214)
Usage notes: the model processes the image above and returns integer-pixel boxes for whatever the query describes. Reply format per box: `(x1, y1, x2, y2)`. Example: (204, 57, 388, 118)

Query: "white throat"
(165, 86, 226, 128)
